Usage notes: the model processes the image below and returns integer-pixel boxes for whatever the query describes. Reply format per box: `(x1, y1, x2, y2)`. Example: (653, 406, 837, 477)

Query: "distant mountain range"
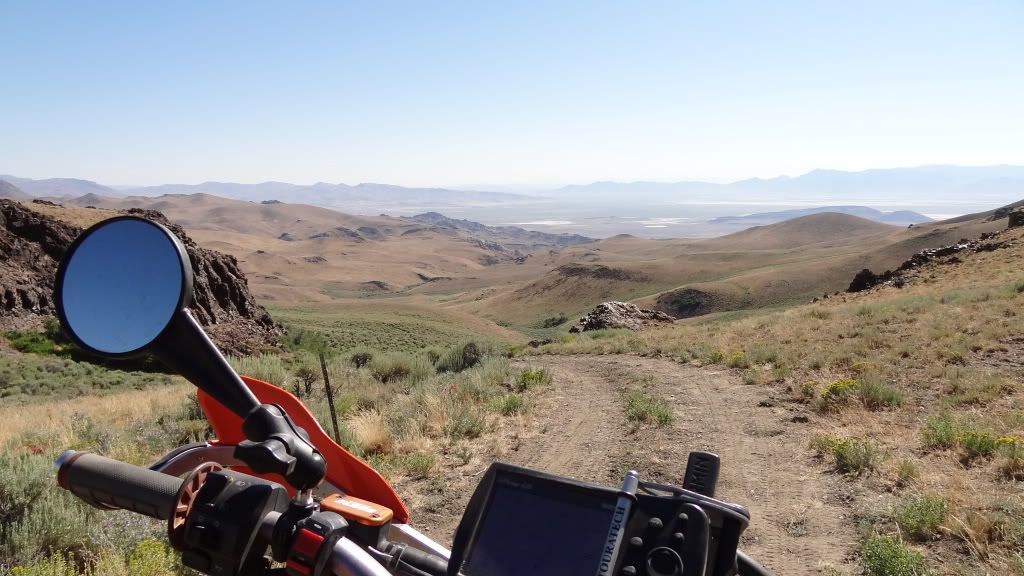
(709, 206, 931, 227)
(0, 175, 117, 198)
(3, 165, 1022, 237)
(0, 175, 532, 212)
(6, 165, 1024, 208)
(557, 165, 1024, 204)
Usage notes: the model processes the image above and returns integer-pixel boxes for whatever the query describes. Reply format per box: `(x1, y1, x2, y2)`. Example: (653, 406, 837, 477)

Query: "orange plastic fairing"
(197, 376, 410, 523)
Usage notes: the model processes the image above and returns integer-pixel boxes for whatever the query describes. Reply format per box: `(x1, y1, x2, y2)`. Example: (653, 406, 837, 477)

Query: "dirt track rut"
(506, 355, 854, 575)
(408, 354, 853, 574)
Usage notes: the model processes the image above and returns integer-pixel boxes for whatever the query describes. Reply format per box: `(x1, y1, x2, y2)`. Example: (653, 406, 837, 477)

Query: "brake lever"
(150, 443, 242, 476)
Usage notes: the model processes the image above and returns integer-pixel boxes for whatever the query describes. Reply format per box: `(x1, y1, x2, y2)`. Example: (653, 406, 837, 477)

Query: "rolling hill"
(47, 192, 591, 302)
(700, 212, 898, 251)
(0, 180, 30, 200)
(0, 175, 118, 198)
(459, 209, 1008, 325)
(17, 190, 1019, 339)
(708, 205, 931, 226)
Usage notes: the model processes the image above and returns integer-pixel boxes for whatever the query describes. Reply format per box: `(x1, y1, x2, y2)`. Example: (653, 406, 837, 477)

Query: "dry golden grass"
(346, 409, 393, 454)
(0, 383, 192, 447)
(16, 200, 118, 229)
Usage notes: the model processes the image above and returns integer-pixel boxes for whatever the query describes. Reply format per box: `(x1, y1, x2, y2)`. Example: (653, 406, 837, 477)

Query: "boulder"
(568, 301, 675, 333)
(1009, 207, 1024, 229)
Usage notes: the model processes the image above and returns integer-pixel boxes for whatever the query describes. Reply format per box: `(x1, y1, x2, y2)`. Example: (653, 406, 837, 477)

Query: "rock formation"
(569, 301, 675, 333)
(0, 200, 281, 355)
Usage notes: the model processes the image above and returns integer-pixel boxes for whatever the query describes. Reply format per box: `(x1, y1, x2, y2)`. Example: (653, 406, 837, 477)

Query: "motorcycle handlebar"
(54, 451, 767, 576)
(55, 450, 183, 521)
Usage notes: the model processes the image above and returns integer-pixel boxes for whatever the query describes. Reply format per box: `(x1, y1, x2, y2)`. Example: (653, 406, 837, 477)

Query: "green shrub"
(860, 535, 929, 576)
(230, 354, 289, 386)
(997, 437, 1024, 480)
(444, 404, 487, 440)
(496, 394, 527, 416)
(835, 439, 880, 475)
(811, 434, 880, 476)
(820, 378, 860, 409)
(424, 348, 442, 365)
(2, 485, 96, 566)
(350, 350, 373, 369)
(9, 553, 79, 576)
(514, 368, 551, 391)
(370, 353, 430, 384)
(895, 459, 919, 487)
(3, 331, 59, 355)
(435, 342, 483, 374)
(859, 377, 904, 409)
(0, 453, 50, 527)
(921, 413, 958, 450)
(745, 343, 779, 365)
(624, 390, 673, 428)
(126, 539, 180, 576)
(396, 453, 436, 479)
(724, 351, 748, 368)
(539, 315, 568, 328)
(960, 430, 998, 459)
(799, 380, 818, 399)
(894, 495, 948, 540)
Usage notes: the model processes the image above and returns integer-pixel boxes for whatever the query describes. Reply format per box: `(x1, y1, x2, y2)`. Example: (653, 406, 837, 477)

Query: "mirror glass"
(60, 219, 187, 354)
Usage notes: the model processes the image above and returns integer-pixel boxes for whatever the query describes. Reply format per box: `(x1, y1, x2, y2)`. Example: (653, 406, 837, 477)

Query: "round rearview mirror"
(56, 217, 193, 356)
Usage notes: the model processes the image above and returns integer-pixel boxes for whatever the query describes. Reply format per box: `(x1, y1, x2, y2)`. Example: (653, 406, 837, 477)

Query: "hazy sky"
(1, 1, 1021, 188)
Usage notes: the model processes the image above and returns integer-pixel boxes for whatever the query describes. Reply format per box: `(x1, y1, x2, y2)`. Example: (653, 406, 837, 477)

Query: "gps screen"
(461, 473, 618, 576)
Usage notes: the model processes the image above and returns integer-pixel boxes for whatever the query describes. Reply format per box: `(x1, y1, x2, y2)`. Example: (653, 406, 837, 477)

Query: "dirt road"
(411, 354, 854, 574)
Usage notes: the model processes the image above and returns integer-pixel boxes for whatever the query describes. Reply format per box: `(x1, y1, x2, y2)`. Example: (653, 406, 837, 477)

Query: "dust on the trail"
(410, 354, 854, 575)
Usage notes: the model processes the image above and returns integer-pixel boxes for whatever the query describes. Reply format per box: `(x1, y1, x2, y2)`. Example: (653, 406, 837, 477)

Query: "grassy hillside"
(699, 212, 897, 250)
(267, 300, 523, 353)
(463, 211, 1005, 326)
(528, 224, 1024, 574)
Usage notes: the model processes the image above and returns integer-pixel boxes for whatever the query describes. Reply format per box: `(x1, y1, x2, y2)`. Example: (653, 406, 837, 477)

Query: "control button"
(647, 547, 684, 576)
(187, 524, 219, 548)
(648, 517, 664, 530)
(621, 566, 637, 576)
(672, 532, 685, 542)
(629, 536, 644, 547)
(677, 512, 689, 523)
(292, 528, 325, 560)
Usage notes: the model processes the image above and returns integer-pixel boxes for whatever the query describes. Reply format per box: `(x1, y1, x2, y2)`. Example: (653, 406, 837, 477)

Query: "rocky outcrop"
(556, 264, 648, 282)
(0, 199, 79, 327)
(847, 232, 1011, 293)
(1009, 207, 1024, 229)
(0, 199, 281, 355)
(569, 301, 675, 333)
(308, 227, 363, 241)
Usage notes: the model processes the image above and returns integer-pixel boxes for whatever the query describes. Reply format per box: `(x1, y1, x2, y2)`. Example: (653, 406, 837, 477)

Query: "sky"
(1, 1, 1022, 188)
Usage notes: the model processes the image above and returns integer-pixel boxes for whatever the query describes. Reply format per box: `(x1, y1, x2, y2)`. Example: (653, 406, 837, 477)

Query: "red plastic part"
(197, 376, 410, 523)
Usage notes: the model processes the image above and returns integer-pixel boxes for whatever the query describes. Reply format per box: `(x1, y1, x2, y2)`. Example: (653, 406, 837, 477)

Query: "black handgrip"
(56, 450, 183, 520)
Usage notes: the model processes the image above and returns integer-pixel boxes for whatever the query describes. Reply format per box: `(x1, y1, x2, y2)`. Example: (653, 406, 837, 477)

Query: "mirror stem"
(150, 310, 262, 418)
(150, 310, 325, 490)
